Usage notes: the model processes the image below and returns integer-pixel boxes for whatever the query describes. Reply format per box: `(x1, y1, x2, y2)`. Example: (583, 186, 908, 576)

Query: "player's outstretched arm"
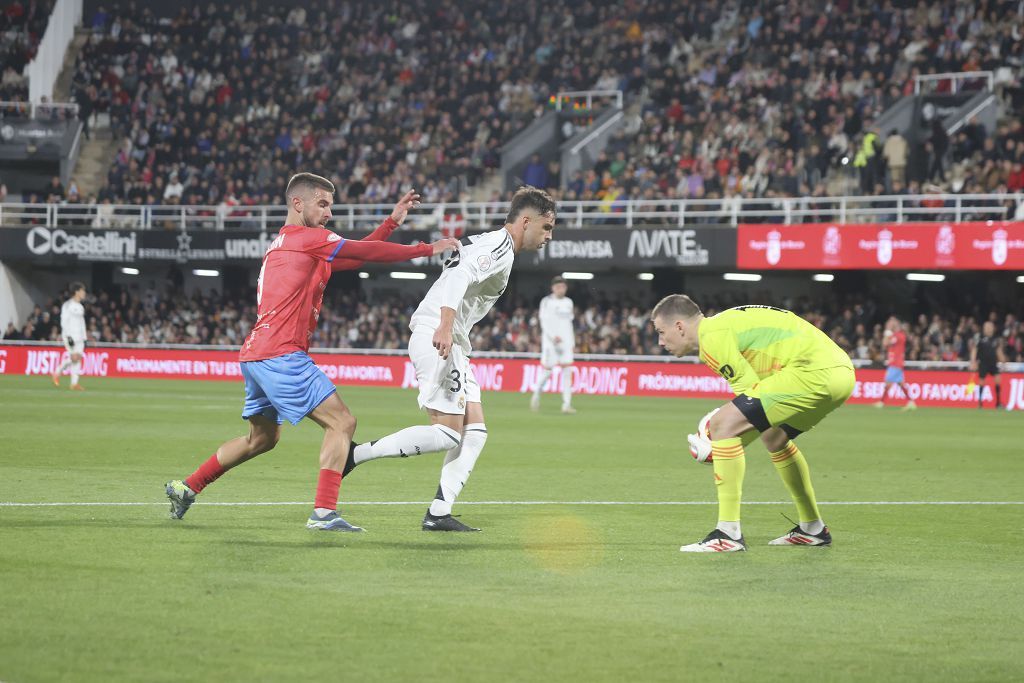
(337, 190, 421, 254)
(360, 216, 400, 242)
(330, 237, 459, 271)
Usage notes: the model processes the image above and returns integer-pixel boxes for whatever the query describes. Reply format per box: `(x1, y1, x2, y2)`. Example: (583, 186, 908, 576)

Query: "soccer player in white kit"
(344, 187, 557, 531)
(51, 282, 87, 390)
(530, 275, 576, 413)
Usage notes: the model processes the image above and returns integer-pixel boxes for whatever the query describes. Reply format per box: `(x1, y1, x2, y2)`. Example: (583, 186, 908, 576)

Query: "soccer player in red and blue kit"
(165, 172, 459, 531)
(875, 316, 916, 411)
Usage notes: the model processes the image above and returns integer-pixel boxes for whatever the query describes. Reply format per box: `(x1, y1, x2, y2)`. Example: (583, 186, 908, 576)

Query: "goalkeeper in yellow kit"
(650, 295, 855, 552)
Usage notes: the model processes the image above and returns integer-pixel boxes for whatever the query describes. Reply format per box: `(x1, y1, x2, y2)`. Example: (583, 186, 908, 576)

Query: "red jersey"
(239, 220, 431, 361)
(886, 330, 906, 368)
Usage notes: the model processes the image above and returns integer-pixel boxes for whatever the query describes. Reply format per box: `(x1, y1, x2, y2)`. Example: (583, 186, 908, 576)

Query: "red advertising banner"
(2, 344, 1021, 411)
(737, 221, 1024, 269)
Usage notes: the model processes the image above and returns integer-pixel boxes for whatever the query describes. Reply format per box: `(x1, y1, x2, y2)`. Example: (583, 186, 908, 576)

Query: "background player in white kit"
(51, 282, 88, 391)
(530, 275, 576, 414)
(343, 186, 557, 531)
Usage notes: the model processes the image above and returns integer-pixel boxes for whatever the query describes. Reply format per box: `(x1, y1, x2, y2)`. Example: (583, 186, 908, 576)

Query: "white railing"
(0, 100, 80, 119)
(914, 71, 994, 95)
(554, 90, 623, 111)
(0, 193, 1019, 232)
(26, 0, 83, 103)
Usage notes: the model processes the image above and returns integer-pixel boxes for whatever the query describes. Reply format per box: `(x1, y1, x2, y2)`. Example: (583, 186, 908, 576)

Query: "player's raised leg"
(348, 420, 462, 466)
(305, 393, 363, 532)
(166, 414, 281, 519)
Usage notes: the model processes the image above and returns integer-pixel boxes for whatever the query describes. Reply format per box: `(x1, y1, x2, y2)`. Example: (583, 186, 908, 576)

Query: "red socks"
(183, 457, 342, 511)
(185, 454, 225, 493)
(315, 469, 343, 511)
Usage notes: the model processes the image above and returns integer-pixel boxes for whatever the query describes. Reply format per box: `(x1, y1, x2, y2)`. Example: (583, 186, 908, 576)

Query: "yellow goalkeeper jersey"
(697, 305, 853, 396)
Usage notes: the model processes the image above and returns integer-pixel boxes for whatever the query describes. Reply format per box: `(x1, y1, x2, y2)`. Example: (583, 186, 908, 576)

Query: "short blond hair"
(650, 294, 702, 321)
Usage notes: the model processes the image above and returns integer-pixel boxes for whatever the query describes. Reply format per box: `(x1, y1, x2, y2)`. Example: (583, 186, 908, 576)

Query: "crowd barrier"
(1, 343, 1020, 411)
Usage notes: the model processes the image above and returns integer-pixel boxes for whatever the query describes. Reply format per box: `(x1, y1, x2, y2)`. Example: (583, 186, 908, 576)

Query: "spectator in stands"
(883, 129, 908, 189)
(522, 154, 548, 189)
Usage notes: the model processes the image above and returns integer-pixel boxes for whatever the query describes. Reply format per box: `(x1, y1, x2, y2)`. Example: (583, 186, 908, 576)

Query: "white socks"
(799, 519, 825, 535)
(70, 359, 81, 386)
(352, 424, 461, 465)
(429, 423, 487, 516)
(532, 368, 552, 402)
(532, 367, 573, 409)
(560, 367, 573, 409)
(717, 521, 742, 540)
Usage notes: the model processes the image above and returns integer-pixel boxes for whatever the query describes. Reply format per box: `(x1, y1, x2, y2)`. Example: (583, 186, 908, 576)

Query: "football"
(687, 408, 719, 464)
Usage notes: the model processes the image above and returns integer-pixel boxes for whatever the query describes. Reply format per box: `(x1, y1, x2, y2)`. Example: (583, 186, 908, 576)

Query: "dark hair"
(650, 294, 702, 321)
(70, 281, 86, 295)
(506, 185, 556, 224)
(285, 172, 336, 201)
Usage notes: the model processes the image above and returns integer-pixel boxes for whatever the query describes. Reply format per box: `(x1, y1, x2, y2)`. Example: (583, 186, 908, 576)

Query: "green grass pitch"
(1, 375, 1021, 682)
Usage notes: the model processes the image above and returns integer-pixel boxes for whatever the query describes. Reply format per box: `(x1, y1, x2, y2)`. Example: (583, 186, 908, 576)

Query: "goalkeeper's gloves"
(686, 408, 720, 464)
(687, 433, 713, 464)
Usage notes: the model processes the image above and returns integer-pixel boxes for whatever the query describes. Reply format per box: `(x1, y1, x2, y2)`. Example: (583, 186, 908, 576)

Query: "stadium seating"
(54, 0, 1024, 208)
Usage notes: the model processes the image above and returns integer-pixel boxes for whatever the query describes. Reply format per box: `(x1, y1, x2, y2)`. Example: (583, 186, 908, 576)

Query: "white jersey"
(60, 299, 87, 342)
(539, 295, 574, 346)
(410, 228, 515, 353)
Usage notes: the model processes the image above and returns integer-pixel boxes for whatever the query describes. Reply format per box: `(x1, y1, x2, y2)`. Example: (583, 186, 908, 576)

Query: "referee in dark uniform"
(971, 321, 1006, 409)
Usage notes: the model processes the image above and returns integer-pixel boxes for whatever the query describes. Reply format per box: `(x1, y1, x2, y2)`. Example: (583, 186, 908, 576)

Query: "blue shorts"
(885, 366, 905, 384)
(241, 352, 336, 425)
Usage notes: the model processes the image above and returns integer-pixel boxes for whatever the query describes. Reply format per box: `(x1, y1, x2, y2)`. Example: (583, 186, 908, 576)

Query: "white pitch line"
(1, 501, 1022, 507)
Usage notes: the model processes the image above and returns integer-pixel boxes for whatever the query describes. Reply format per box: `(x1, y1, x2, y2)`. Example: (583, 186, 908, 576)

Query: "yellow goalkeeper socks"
(770, 441, 823, 526)
(711, 437, 745, 537)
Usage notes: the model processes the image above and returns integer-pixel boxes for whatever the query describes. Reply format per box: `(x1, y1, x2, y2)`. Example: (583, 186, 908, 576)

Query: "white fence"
(913, 71, 994, 95)
(0, 193, 1020, 232)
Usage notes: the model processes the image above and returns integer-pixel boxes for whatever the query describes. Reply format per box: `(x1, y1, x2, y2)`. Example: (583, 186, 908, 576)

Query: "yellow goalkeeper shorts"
(745, 364, 856, 434)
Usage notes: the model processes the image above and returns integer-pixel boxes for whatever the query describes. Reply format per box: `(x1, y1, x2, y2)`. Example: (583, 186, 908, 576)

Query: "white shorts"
(63, 336, 85, 355)
(409, 326, 481, 414)
(541, 340, 574, 367)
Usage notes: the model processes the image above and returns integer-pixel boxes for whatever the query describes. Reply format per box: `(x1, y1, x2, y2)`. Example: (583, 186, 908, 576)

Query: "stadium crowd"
(66, 0, 601, 207)
(0, 0, 55, 103)
(1, 0, 1004, 211)
(4, 283, 1021, 366)
(566, 0, 1024, 207)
